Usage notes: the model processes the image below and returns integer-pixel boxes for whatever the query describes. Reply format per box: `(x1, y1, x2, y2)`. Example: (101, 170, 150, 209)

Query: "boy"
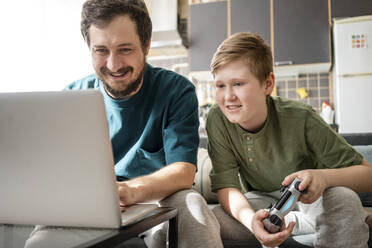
(206, 32, 372, 247)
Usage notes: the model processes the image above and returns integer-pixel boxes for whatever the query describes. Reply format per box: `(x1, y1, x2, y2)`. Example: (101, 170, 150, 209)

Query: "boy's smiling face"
(214, 59, 274, 132)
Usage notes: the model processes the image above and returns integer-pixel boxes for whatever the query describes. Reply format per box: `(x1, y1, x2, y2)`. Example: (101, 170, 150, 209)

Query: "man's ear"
(264, 72, 275, 95)
(144, 40, 151, 56)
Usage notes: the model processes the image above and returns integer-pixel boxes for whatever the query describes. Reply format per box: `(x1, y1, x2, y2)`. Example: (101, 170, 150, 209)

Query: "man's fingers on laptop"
(117, 181, 137, 205)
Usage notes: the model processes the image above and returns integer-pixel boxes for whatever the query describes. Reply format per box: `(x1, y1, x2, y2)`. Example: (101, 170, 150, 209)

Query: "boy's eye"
(234, 82, 243, 86)
(215, 84, 225, 88)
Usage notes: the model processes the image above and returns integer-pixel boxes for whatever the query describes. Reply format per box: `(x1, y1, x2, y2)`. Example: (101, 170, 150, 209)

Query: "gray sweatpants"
(21, 189, 223, 248)
(143, 189, 223, 248)
(213, 186, 369, 248)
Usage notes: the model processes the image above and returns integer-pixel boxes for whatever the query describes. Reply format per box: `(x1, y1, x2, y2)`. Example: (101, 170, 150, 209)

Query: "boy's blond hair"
(210, 32, 273, 84)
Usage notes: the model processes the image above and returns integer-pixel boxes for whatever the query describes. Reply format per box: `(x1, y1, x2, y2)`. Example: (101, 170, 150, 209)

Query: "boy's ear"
(264, 73, 275, 95)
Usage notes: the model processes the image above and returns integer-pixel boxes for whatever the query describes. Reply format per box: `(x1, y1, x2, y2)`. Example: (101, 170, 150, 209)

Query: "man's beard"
(101, 63, 146, 99)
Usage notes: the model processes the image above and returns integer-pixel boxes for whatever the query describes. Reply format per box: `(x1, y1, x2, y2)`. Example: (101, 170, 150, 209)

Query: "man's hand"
(282, 169, 328, 204)
(252, 209, 295, 247)
(115, 162, 195, 212)
(117, 181, 137, 210)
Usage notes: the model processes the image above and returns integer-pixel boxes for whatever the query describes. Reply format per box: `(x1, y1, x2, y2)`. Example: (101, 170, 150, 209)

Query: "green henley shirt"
(206, 96, 363, 193)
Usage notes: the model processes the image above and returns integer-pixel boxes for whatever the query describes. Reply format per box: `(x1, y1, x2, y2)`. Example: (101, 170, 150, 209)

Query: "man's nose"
(106, 53, 122, 72)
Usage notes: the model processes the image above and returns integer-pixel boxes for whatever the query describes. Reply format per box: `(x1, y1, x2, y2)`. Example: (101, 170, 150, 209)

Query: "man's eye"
(95, 49, 107, 55)
(215, 84, 225, 88)
(234, 82, 243, 86)
(119, 48, 132, 54)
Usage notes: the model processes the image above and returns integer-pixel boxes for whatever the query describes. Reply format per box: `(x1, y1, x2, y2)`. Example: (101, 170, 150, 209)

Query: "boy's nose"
(224, 87, 236, 101)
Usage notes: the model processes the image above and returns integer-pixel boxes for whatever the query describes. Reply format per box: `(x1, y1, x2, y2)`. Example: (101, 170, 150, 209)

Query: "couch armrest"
(340, 133, 372, 146)
(354, 145, 372, 207)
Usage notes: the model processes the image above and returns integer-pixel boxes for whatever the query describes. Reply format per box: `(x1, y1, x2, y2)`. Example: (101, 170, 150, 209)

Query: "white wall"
(0, 0, 93, 93)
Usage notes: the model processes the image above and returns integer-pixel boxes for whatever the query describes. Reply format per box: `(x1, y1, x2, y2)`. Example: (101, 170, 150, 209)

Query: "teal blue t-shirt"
(66, 64, 199, 179)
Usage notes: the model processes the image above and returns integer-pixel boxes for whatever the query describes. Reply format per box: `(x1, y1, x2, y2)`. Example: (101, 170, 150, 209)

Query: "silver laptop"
(0, 90, 158, 229)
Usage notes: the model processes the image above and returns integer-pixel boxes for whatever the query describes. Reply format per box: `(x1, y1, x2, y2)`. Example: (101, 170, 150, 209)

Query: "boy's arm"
(283, 159, 372, 204)
(218, 187, 295, 247)
(218, 187, 255, 231)
(323, 159, 372, 192)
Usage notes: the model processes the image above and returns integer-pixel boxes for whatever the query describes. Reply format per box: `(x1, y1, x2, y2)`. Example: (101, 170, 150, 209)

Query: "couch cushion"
(194, 148, 218, 203)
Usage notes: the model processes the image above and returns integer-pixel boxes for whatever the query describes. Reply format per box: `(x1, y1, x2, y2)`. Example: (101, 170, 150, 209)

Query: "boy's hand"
(252, 209, 295, 247)
(282, 170, 328, 204)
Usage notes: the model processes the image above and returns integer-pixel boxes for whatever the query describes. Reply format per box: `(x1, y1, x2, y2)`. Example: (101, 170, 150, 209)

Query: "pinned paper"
(351, 34, 367, 49)
(296, 87, 308, 99)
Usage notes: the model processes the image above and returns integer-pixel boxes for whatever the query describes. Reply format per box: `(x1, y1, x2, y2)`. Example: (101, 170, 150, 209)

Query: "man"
(25, 0, 223, 247)
(206, 32, 372, 247)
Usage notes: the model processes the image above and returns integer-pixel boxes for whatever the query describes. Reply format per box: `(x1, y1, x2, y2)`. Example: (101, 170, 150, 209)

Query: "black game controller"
(263, 177, 307, 233)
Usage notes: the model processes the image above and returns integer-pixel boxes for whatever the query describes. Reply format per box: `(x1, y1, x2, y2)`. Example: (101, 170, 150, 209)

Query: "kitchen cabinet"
(230, 0, 271, 45)
(189, 1, 228, 72)
(273, 0, 330, 65)
(189, 0, 331, 76)
(331, 0, 372, 20)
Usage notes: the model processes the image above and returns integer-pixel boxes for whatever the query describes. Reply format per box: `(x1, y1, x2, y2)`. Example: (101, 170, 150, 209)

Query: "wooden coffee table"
(76, 207, 178, 248)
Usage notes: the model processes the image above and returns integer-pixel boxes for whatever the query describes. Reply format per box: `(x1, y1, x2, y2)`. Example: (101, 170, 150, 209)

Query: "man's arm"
(117, 162, 196, 207)
(115, 73, 199, 207)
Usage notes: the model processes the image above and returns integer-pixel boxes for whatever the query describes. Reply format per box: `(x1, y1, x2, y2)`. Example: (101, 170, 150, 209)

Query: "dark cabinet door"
(331, 0, 372, 19)
(273, 0, 330, 65)
(189, 1, 228, 72)
(231, 0, 271, 46)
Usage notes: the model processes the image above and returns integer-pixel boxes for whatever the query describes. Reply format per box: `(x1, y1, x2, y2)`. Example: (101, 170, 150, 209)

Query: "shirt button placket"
(246, 135, 255, 169)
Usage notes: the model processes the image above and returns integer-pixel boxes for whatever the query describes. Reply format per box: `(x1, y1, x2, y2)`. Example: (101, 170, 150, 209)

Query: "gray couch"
(194, 133, 372, 248)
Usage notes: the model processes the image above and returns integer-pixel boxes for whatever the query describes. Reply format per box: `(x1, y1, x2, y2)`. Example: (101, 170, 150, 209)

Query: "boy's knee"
(323, 186, 363, 211)
(315, 187, 369, 247)
(320, 186, 367, 227)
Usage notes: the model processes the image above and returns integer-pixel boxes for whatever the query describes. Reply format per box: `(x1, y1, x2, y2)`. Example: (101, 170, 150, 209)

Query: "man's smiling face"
(89, 15, 150, 99)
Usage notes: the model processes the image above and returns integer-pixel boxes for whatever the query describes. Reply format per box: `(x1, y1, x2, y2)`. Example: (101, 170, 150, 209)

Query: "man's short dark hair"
(81, 0, 152, 48)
